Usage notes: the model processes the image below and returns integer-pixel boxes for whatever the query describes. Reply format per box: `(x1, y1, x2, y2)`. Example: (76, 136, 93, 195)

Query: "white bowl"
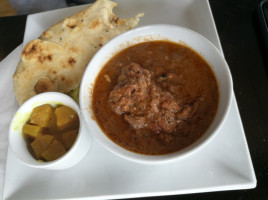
(79, 24, 233, 164)
(9, 92, 92, 170)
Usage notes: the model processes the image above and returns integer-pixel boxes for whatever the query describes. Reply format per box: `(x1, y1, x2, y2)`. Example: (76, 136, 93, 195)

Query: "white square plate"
(3, 0, 256, 199)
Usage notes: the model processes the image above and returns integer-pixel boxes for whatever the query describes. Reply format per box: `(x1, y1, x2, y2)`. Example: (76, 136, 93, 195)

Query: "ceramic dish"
(3, 0, 256, 199)
(8, 92, 92, 170)
(80, 24, 233, 164)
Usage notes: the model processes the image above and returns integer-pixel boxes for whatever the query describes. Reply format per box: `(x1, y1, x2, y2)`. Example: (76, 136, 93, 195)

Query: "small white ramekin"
(9, 92, 92, 170)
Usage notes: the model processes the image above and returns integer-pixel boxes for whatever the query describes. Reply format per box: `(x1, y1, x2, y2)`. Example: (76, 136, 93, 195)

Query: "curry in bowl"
(92, 40, 218, 155)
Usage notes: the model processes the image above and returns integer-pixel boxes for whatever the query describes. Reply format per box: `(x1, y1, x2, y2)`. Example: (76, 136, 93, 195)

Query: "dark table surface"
(0, 0, 267, 199)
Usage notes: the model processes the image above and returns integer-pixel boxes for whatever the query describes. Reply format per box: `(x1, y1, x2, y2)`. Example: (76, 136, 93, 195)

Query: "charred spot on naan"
(42, 30, 52, 39)
(68, 57, 76, 66)
(22, 42, 53, 64)
(89, 18, 101, 29)
(24, 44, 36, 55)
(22, 42, 41, 60)
(35, 76, 58, 94)
(65, 18, 79, 29)
(38, 54, 53, 63)
(110, 16, 125, 26)
(60, 57, 77, 69)
(22, 40, 62, 61)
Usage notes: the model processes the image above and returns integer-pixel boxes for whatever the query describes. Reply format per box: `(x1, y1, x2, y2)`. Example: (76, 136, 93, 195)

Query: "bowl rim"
(79, 24, 233, 164)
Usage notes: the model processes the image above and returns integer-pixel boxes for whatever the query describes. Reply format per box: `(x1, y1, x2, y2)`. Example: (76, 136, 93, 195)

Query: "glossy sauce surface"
(92, 41, 218, 155)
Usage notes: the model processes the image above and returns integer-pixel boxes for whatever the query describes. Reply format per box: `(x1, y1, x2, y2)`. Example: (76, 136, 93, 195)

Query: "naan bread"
(13, 0, 143, 105)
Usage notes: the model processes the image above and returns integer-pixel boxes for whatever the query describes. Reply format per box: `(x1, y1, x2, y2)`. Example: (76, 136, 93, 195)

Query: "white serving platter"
(2, 0, 256, 199)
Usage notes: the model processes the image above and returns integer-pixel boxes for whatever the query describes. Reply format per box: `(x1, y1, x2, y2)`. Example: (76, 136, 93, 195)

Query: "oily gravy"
(92, 41, 218, 155)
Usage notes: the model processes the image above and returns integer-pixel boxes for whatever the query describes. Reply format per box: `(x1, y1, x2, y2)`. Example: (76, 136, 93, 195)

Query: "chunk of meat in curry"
(109, 63, 201, 134)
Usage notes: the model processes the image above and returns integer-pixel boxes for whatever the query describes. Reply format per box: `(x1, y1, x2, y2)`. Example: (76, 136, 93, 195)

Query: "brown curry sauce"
(92, 41, 218, 155)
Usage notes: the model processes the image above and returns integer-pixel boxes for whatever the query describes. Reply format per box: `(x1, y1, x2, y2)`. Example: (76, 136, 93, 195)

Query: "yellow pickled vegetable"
(23, 103, 79, 162)
(55, 105, 78, 129)
(31, 134, 55, 159)
(22, 124, 42, 138)
(30, 104, 52, 127)
(41, 140, 67, 161)
(62, 130, 78, 149)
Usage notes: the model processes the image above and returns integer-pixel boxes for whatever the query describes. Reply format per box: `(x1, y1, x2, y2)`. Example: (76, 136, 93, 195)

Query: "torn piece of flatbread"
(13, 0, 144, 105)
